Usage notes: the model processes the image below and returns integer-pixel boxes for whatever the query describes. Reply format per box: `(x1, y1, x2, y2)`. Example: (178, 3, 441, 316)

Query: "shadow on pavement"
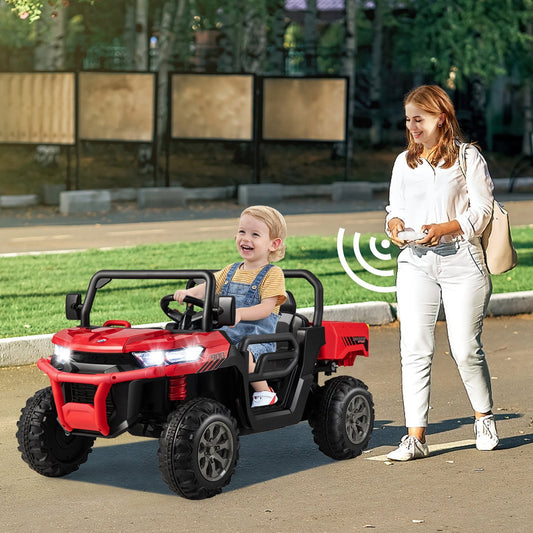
(68, 422, 334, 496)
(63, 413, 529, 496)
(371, 413, 524, 448)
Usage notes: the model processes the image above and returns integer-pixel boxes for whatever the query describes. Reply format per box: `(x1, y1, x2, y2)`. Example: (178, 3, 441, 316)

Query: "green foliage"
(1, 228, 531, 339)
(401, 0, 530, 88)
(5, 0, 96, 23)
(317, 22, 344, 75)
(0, 3, 36, 47)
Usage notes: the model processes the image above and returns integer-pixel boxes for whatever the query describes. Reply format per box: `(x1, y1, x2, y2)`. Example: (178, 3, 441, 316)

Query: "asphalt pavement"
(1, 314, 532, 532)
(1, 192, 532, 251)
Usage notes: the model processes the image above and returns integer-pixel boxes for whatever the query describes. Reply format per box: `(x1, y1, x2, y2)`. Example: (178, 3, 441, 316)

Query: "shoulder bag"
(458, 143, 518, 275)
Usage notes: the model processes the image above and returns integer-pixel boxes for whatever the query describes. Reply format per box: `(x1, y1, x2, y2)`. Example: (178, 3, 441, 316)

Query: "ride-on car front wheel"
(158, 398, 240, 499)
(309, 376, 374, 460)
(16, 387, 95, 477)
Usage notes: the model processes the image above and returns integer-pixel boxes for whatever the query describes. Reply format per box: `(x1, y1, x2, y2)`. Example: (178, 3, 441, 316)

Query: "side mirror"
(65, 293, 82, 321)
(215, 296, 235, 327)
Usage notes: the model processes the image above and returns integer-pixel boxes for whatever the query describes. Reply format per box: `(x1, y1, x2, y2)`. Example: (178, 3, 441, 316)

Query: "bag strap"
(458, 142, 468, 179)
(458, 141, 495, 221)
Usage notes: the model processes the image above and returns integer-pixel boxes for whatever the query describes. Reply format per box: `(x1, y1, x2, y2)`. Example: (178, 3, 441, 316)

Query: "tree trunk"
(369, 0, 383, 147)
(522, 82, 533, 156)
(134, 0, 149, 71)
(34, 3, 65, 70)
(522, 18, 533, 156)
(124, 0, 136, 69)
(134, 0, 151, 174)
(241, 7, 267, 73)
(303, 0, 318, 75)
(34, 3, 66, 166)
(154, 0, 187, 185)
(340, 0, 357, 166)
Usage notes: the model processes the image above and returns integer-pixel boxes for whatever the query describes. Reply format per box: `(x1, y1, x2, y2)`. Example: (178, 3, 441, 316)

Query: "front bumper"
(38, 357, 165, 436)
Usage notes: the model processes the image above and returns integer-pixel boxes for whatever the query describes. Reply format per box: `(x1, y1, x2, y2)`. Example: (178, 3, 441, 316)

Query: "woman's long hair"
(404, 85, 465, 169)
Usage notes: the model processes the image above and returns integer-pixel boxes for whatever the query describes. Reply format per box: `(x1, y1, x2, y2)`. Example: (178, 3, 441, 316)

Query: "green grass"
(2, 227, 531, 339)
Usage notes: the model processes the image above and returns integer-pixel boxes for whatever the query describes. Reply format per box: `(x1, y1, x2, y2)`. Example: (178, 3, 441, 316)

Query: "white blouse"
(385, 144, 494, 242)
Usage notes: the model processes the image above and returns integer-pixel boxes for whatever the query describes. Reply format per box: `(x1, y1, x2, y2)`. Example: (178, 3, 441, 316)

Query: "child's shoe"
(251, 387, 278, 408)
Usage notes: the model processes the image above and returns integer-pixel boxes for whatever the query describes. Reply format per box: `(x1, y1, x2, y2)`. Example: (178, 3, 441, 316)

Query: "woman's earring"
(438, 123, 443, 127)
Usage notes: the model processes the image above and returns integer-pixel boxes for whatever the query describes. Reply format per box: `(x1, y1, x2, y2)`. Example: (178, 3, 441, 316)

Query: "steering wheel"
(160, 295, 205, 329)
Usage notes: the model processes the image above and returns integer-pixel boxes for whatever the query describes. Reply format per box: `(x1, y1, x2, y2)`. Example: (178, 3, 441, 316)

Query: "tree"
(266, 0, 285, 74)
(405, 0, 521, 89)
(395, 0, 533, 152)
(303, 0, 317, 74)
(153, 0, 188, 183)
(0, 1, 36, 70)
(6, 0, 96, 22)
(369, 0, 383, 146)
(341, 0, 357, 164)
(33, 1, 66, 165)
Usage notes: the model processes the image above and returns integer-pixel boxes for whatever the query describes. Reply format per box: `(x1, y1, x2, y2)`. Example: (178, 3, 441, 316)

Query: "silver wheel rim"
(197, 420, 234, 481)
(345, 394, 371, 445)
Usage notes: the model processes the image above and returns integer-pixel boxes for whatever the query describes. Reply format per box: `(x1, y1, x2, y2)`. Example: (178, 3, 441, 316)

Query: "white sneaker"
(474, 415, 499, 451)
(387, 435, 429, 461)
(251, 387, 278, 408)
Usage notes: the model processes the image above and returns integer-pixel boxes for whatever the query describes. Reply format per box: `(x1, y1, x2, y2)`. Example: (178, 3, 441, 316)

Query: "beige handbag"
(459, 143, 518, 275)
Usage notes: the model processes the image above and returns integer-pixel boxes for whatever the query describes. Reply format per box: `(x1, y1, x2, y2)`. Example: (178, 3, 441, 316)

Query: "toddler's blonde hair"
(240, 205, 287, 262)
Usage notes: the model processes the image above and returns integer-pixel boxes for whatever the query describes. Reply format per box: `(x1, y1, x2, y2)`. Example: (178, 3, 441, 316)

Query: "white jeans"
(396, 238, 493, 428)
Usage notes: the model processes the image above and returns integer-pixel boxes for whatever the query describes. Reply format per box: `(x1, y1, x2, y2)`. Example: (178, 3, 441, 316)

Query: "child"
(173, 205, 287, 407)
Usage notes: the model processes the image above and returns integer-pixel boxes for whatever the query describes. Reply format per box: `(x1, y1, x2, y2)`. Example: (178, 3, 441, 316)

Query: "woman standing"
(385, 85, 499, 461)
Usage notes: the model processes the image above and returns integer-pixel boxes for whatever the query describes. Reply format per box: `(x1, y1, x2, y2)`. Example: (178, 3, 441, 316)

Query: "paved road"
(1, 314, 532, 532)
(1, 195, 532, 532)
(1, 195, 532, 254)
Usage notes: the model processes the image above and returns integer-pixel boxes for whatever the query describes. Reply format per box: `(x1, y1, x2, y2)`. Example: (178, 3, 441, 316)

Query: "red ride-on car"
(16, 269, 373, 499)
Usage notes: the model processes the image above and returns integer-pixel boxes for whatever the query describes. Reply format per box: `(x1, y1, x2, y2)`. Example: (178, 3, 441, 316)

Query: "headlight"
(133, 346, 205, 367)
(53, 344, 72, 365)
(132, 350, 165, 368)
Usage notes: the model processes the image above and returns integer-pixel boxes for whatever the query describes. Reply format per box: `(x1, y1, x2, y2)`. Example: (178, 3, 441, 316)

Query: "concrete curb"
(2, 291, 531, 368)
(1, 177, 532, 210)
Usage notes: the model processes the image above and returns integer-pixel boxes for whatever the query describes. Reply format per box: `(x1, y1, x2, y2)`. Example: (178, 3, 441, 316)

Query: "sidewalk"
(1, 189, 532, 367)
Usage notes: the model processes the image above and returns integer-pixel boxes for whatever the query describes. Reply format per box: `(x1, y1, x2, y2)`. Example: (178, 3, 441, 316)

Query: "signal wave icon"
(337, 228, 397, 293)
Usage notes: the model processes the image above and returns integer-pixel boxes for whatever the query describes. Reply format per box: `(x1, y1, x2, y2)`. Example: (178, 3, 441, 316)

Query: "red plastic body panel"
(38, 358, 165, 436)
(44, 326, 233, 436)
(102, 320, 131, 328)
(52, 327, 231, 374)
(317, 321, 369, 366)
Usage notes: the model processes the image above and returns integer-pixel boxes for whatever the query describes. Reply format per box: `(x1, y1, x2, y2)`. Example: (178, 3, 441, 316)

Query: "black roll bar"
(79, 270, 217, 331)
(76, 268, 323, 329)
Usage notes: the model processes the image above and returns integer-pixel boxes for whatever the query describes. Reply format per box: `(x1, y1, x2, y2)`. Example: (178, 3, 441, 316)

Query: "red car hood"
(52, 326, 187, 353)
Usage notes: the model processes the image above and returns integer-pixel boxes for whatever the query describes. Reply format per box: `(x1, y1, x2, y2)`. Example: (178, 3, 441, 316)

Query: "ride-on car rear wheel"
(158, 398, 240, 499)
(309, 376, 374, 460)
(16, 387, 95, 477)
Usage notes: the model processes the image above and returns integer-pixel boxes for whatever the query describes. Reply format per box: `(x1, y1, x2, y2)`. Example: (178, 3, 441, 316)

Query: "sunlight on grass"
(1, 227, 531, 338)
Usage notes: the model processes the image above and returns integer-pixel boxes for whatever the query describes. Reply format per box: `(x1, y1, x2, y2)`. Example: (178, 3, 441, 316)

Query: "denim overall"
(219, 262, 279, 360)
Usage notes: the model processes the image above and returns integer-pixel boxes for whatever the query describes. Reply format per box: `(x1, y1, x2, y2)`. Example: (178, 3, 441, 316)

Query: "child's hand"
(173, 289, 189, 304)
(232, 308, 243, 327)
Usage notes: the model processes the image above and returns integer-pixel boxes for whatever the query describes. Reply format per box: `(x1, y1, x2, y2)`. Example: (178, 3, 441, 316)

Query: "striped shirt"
(214, 263, 287, 314)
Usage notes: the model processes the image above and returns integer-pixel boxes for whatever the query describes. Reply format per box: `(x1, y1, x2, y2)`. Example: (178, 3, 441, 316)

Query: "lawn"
(1, 226, 531, 339)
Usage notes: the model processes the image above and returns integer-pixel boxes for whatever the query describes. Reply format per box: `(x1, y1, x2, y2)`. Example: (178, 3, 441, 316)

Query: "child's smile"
(236, 214, 280, 269)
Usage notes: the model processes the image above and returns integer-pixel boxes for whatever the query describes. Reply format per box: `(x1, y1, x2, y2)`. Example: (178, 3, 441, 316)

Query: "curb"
(2, 291, 532, 368)
(2, 177, 532, 210)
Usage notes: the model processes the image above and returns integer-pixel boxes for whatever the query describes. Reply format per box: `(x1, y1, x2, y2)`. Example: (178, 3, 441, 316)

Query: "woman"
(385, 85, 499, 461)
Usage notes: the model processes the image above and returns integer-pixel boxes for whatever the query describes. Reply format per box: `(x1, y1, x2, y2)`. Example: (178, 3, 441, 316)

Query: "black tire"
(158, 398, 239, 499)
(309, 376, 374, 460)
(16, 387, 95, 477)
